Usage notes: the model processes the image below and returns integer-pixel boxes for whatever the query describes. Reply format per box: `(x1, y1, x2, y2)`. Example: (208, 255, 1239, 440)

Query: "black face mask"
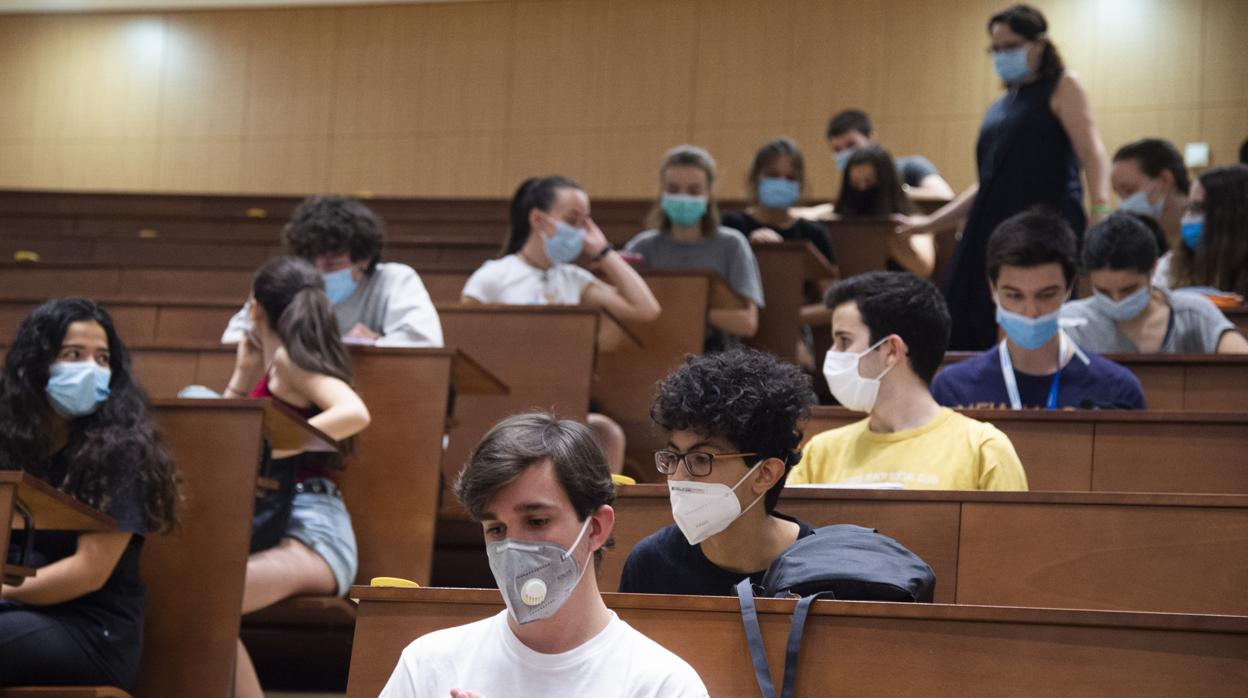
(846, 186, 881, 215)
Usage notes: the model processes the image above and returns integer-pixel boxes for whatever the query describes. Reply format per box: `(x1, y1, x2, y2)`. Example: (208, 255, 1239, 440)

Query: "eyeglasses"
(654, 449, 758, 477)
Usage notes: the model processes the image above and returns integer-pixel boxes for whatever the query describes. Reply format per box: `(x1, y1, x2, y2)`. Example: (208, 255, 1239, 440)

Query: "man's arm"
(376, 268, 445, 348)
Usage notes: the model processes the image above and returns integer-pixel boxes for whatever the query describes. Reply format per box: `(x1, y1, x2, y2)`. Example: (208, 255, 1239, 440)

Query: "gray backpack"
(735, 524, 935, 698)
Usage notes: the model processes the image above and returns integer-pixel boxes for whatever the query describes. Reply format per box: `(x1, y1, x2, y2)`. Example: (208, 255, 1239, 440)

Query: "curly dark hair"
(282, 195, 385, 273)
(650, 350, 814, 513)
(0, 299, 179, 533)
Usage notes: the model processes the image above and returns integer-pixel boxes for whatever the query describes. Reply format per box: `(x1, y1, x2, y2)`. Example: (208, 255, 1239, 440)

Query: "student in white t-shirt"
(462, 176, 662, 473)
(379, 413, 708, 698)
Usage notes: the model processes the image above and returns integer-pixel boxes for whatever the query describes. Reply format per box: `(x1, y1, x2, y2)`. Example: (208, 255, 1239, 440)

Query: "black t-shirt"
(721, 211, 835, 265)
(618, 513, 815, 596)
(5, 447, 150, 687)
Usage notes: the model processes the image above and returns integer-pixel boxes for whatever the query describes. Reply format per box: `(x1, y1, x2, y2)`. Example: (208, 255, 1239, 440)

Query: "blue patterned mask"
(993, 46, 1031, 83)
(661, 194, 709, 228)
(1092, 286, 1151, 322)
(758, 177, 801, 209)
(1119, 190, 1164, 220)
(544, 219, 585, 265)
(834, 148, 855, 172)
(46, 361, 111, 417)
(996, 304, 1060, 350)
(1181, 215, 1204, 249)
(322, 267, 358, 305)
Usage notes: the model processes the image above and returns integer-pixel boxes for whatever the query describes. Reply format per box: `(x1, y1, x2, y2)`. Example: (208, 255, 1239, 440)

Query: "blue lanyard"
(999, 333, 1066, 410)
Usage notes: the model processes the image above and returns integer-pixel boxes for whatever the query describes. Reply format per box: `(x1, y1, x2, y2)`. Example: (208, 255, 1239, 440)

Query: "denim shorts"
(286, 480, 358, 597)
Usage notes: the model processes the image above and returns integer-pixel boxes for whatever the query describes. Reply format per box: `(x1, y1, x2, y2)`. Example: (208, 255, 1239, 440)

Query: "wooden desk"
(1225, 305, 1247, 335)
(438, 306, 597, 486)
(0, 263, 254, 303)
(805, 406, 1248, 494)
(747, 241, 836, 362)
(592, 270, 747, 477)
(823, 218, 894, 278)
(604, 485, 1248, 615)
(0, 298, 238, 345)
(126, 345, 497, 586)
(132, 400, 266, 697)
(345, 586, 1248, 698)
(2, 470, 114, 586)
(942, 352, 1248, 410)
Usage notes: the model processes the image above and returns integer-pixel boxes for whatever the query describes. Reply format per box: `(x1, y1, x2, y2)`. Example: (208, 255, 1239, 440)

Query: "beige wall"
(0, 0, 1244, 200)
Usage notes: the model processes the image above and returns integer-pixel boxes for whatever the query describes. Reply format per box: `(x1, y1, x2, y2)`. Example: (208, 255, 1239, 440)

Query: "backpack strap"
(735, 578, 777, 698)
(780, 591, 835, 698)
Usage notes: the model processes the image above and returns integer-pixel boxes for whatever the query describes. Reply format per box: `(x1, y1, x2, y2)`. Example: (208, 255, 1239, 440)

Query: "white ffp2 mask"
(669, 462, 765, 545)
(822, 336, 894, 412)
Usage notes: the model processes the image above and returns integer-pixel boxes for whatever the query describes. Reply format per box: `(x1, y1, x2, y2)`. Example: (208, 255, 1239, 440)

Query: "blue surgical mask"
(322, 267, 358, 305)
(543, 219, 585, 265)
(1181, 215, 1204, 249)
(996, 303, 1060, 350)
(1092, 286, 1151, 322)
(661, 193, 709, 228)
(834, 148, 855, 172)
(757, 177, 800, 209)
(1119, 190, 1164, 220)
(993, 46, 1031, 83)
(46, 361, 111, 418)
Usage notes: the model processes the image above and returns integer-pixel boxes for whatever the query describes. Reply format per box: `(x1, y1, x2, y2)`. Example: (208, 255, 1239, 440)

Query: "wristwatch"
(592, 243, 615, 261)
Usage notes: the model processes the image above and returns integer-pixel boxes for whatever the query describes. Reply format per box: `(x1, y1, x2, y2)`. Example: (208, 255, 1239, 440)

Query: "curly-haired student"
(618, 349, 817, 595)
(0, 298, 180, 690)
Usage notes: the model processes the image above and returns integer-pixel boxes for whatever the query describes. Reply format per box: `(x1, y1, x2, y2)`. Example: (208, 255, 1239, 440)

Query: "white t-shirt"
(378, 610, 708, 698)
(461, 254, 597, 306)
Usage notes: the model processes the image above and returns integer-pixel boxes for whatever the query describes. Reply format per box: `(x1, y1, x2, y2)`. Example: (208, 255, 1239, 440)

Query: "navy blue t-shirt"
(618, 513, 814, 596)
(930, 344, 1146, 409)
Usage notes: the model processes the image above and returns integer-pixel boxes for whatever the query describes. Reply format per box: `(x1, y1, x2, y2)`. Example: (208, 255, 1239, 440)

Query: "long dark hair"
(253, 256, 353, 386)
(0, 299, 179, 533)
(834, 145, 915, 217)
(1173, 165, 1248, 295)
(502, 176, 583, 256)
(989, 4, 1065, 83)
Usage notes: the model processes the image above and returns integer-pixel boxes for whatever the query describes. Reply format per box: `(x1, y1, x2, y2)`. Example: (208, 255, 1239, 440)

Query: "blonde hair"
(649, 144, 722, 238)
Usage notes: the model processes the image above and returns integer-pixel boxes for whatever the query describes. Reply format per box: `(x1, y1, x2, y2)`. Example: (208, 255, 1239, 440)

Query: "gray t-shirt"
(1061, 286, 1235, 353)
(624, 226, 765, 308)
(896, 155, 939, 188)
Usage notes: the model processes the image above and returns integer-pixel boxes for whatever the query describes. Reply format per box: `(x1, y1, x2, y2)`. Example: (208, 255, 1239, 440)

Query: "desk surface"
(2, 470, 116, 532)
(347, 586, 1248, 698)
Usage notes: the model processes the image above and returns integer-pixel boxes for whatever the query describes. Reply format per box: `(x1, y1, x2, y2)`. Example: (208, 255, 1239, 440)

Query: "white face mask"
(668, 461, 764, 545)
(822, 336, 894, 412)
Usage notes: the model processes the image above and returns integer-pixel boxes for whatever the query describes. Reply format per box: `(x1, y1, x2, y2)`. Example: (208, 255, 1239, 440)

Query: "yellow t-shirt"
(790, 408, 1028, 491)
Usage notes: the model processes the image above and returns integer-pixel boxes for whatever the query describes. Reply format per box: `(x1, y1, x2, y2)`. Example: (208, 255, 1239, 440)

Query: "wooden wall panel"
(0, 0, 1243, 197)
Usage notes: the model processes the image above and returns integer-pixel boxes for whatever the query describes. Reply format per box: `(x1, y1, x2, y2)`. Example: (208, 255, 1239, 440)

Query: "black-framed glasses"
(654, 449, 758, 477)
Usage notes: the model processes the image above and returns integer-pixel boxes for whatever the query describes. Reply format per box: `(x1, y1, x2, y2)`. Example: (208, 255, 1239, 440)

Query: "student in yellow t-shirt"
(791, 271, 1028, 490)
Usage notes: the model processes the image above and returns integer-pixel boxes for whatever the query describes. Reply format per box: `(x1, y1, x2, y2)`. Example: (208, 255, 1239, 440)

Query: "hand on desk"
(748, 228, 785, 244)
(345, 323, 381, 341)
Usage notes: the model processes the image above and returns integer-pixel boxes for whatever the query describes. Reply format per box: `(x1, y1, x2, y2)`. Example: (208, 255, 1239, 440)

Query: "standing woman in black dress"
(900, 4, 1111, 349)
(0, 298, 180, 690)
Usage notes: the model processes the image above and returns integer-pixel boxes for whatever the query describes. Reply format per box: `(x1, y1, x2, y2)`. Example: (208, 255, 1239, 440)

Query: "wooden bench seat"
(601, 485, 1248, 616)
(805, 406, 1248, 494)
(345, 586, 1248, 698)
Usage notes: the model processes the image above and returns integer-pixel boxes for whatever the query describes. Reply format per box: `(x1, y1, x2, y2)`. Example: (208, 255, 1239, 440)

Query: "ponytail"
(502, 175, 582, 256)
(277, 287, 353, 386)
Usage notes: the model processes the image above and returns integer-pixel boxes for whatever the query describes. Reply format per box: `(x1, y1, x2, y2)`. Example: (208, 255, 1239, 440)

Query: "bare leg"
(587, 412, 626, 475)
(242, 537, 336, 613)
(235, 640, 263, 698)
(236, 537, 338, 696)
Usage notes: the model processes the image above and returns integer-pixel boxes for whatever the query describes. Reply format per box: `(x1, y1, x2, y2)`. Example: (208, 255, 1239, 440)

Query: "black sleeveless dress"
(944, 74, 1085, 350)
